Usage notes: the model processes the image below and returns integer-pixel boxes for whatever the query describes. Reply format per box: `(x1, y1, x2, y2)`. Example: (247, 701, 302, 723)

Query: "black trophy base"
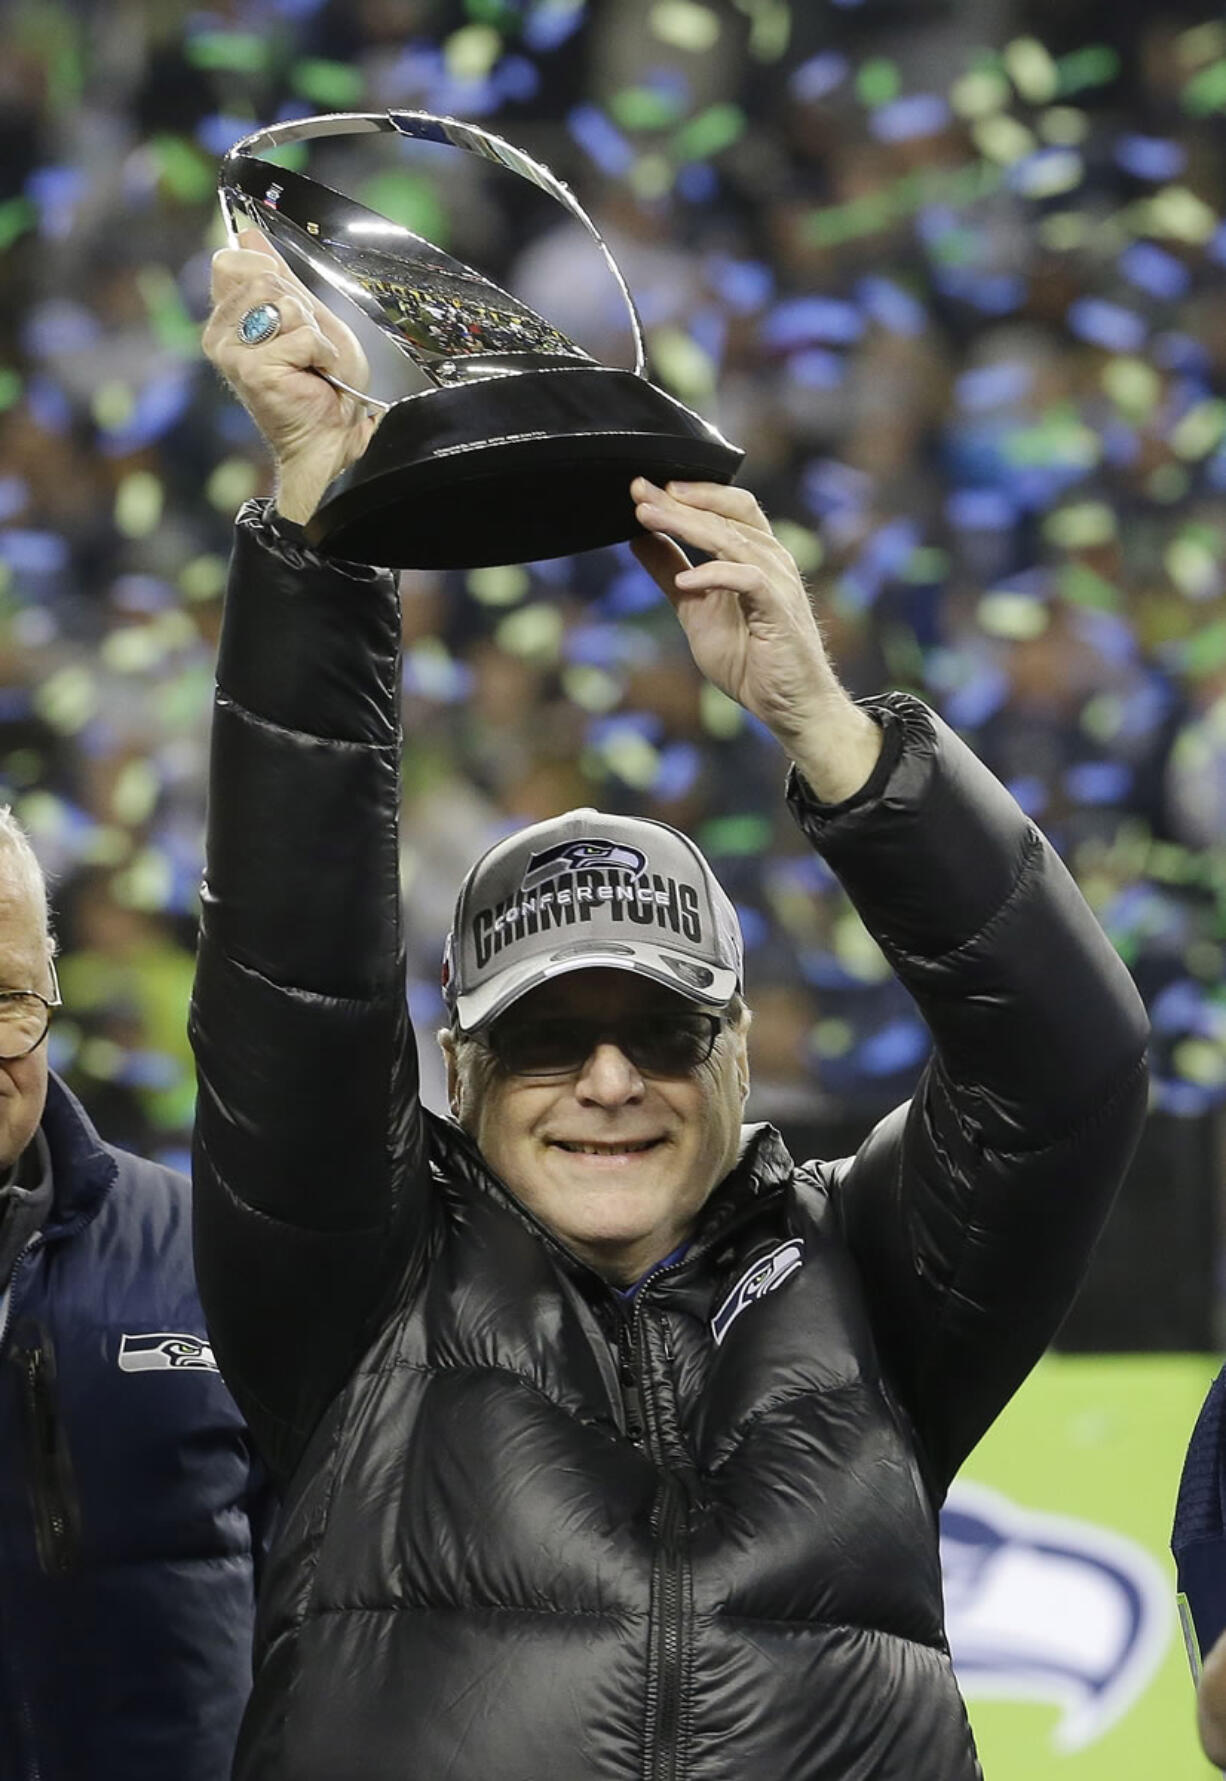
(304, 365, 744, 569)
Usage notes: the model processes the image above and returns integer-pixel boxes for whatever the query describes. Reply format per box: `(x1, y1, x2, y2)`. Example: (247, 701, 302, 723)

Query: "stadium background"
(2, 0, 1226, 1769)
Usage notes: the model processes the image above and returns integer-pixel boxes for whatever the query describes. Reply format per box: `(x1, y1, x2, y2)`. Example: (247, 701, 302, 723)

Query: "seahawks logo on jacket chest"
(117, 1332, 218, 1372)
(711, 1239, 806, 1345)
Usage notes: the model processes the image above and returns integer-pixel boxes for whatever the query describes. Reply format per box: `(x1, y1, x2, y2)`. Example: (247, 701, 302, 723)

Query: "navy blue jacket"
(0, 1073, 269, 1781)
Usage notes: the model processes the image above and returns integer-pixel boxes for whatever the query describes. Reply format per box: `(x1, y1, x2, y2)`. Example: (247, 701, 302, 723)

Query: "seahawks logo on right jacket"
(711, 1239, 805, 1345)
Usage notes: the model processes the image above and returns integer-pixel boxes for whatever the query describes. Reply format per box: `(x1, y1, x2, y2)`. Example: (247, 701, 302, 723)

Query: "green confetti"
(101, 626, 167, 675)
(179, 555, 228, 604)
(1038, 106, 1090, 146)
(649, 326, 716, 399)
(1043, 501, 1117, 549)
(856, 58, 901, 109)
(1056, 563, 1122, 610)
(35, 667, 98, 735)
(972, 115, 1036, 165)
(649, 1, 722, 53)
(92, 381, 135, 432)
(207, 457, 261, 514)
(290, 58, 366, 107)
(733, 0, 791, 63)
(1055, 45, 1121, 97)
(114, 471, 164, 539)
(1004, 36, 1059, 104)
(185, 30, 270, 73)
(611, 86, 689, 131)
(832, 909, 891, 983)
(1179, 618, 1226, 676)
(113, 848, 174, 912)
(562, 666, 623, 713)
(700, 682, 742, 738)
(1147, 462, 1191, 502)
(110, 760, 159, 827)
(1145, 184, 1217, 242)
(597, 729, 661, 790)
(697, 814, 773, 856)
(1101, 356, 1161, 420)
(445, 24, 503, 80)
(150, 135, 215, 205)
(466, 565, 529, 606)
(1166, 532, 1223, 599)
(495, 603, 563, 664)
(813, 1018, 854, 1058)
(137, 265, 200, 356)
(671, 103, 746, 162)
(1182, 58, 1226, 117)
(0, 197, 35, 253)
(358, 173, 449, 248)
(629, 153, 676, 201)
(773, 520, 823, 576)
(465, 0, 518, 23)
(1171, 399, 1226, 461)
(950, 67, 1010, 120)
(0, 368, 23, 412)
(978, 592, 1050, 640)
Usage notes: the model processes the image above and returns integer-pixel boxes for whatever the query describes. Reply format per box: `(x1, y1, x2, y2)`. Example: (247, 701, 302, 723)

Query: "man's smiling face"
(448, 969, 749, 1284)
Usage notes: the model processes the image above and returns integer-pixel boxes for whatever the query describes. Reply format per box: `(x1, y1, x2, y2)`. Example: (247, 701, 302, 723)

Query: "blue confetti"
(1152, 1078, 1224, 1116)
(493, 55, 542, 103)
(945, 488, 1017, 532)
(1063, 760, 1134, 804)
(524, 0, 587, 52)
(101, 369, 195, 456)
(1155, 330, 1211, 374)
(0, 477, 28, 523)
(1066, 297, 1147, 353)
(587, 711, 663, 747)
(1006, 776, 1050, 816)
(855, 1018, 929, 1075)
(566, 625, 657, 668)
(22, 299, 101, 359)
(25, 375, 73, 434)
(762, 297, 864, 351)
(705, 255, 774, 313)
(677, 163, 719, 203)
(566, 103, 635, 176)
(955, 361, 1034, 412)
(856, 275, 926, 337)
(654, 742, 702, 802)
(870, 94, 951, 144)
(196, 114, 262, 156)
(734, 902, 770, 949)
(0, 530, 70, 574)
(943, 665, 1010, 729)
(801, 457, 870, 518)
(1151, 978, 1213, 1036)
(110, 575, 175, 613)
(1118, 241, 1190, 300)
(789, 53, 849, 102)
(1113, 133, 1186, 182)
(932, 269, 1027, 315)
(1070, 607, 1138, 666)
(1101, 419, 1140, 466)
(1207, 223, 1226, 268)
(1006, 148, 1083, 199)
(787, 349, 845, 389)
(596, 569, 662, 617)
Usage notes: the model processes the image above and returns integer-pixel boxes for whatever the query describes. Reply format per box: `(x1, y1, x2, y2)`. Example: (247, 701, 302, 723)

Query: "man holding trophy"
(192, 116, 1149, 1780)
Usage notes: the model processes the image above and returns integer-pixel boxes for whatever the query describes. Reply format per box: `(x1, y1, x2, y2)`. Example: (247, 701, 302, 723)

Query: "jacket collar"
(38, 1072, 118, 1228)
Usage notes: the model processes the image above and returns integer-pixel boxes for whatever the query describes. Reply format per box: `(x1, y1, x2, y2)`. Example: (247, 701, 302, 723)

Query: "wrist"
(780, 698, 884, 804)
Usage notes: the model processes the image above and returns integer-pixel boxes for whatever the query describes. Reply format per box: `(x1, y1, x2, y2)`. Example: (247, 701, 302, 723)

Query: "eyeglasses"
(0, 959, 62, 1062)
(483, 1009, 723, 1079)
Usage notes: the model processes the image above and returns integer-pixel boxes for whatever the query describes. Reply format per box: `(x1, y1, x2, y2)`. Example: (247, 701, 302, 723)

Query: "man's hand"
(631, 478, 882, 803)
(1200, 1629, 1226, 1767)
(203, 228, 377, 523)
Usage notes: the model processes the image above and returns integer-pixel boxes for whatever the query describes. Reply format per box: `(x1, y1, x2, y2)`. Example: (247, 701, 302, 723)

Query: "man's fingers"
(636, 478, 772, 535)
(630, 531, 692, 595)
(633, 478, 774, 565)
(211, 230, 313, 305)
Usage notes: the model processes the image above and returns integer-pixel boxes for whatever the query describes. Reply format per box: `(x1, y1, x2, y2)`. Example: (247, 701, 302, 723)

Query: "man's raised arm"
(190, 233, 431, 1479)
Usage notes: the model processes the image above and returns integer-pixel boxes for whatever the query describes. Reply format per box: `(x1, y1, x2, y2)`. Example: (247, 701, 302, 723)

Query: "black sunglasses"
(483, 1009, 724, 1079)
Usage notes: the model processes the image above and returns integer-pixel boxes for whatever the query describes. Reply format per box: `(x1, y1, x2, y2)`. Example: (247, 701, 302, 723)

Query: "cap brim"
(453, 941, 739, 1032)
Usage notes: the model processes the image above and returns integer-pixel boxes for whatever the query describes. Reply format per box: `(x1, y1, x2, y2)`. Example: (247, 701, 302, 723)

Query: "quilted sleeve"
(189, 502, 432, 1480)
(792, 694, 1150, 1491)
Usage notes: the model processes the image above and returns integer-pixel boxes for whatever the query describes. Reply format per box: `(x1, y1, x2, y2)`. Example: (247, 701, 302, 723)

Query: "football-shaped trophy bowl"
(219, 111, 744, 569)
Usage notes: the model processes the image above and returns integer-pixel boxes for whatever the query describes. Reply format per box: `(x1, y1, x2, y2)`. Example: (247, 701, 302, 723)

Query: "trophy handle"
(219, 110, 649, 405)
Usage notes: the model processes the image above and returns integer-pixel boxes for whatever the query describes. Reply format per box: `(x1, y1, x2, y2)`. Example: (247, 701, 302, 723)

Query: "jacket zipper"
(13, 1329, 81, 1576)
(621, 1298, 691, 1781)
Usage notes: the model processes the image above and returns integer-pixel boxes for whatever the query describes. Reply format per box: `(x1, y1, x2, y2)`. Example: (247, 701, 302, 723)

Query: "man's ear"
(438, 1029, 461, 1118)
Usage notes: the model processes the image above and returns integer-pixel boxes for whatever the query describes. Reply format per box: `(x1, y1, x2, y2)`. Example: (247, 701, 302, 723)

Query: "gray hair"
(0, 806, 55, 952)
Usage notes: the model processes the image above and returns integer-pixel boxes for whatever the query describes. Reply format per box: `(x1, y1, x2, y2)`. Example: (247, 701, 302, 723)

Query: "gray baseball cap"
(442, 807, 743, 1032)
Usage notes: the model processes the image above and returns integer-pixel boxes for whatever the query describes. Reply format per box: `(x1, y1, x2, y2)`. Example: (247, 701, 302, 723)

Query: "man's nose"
(573, 1040, 645, 1103)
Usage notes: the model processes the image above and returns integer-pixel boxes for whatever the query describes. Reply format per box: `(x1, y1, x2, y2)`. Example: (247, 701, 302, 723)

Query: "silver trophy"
(219, 111, 743, 569)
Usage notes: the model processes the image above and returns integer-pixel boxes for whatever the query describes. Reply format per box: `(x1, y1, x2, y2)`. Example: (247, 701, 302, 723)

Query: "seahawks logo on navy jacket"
(117, 1332, 218, 1372)
(711, 1239, 805, 1345)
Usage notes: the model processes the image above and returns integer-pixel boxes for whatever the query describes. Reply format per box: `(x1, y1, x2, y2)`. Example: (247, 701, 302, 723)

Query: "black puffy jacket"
(190, 504, 1149, 1781)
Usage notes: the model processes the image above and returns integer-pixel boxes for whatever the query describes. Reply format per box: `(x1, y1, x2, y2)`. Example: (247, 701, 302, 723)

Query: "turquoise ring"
(236, 302, 282, 346)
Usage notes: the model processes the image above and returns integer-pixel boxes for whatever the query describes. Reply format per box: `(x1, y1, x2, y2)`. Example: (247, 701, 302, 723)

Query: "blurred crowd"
(4, 0, 1226, 1165)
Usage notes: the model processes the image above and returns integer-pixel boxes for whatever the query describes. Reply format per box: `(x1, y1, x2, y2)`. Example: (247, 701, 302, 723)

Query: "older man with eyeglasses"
(191, 233, 1151, 1781)
(0, 809, 273, 1781)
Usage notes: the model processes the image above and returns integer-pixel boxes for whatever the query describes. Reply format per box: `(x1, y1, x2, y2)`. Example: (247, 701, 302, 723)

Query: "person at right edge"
(192, 231, 1151, 1779)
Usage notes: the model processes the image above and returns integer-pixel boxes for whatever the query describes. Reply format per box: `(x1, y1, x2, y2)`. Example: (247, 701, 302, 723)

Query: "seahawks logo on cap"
(521, 838, 647, 891)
